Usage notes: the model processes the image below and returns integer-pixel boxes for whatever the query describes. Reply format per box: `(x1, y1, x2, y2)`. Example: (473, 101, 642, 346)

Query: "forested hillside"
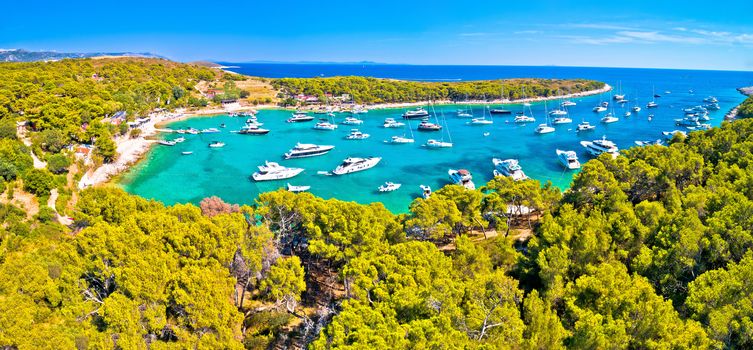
(2, 115, 753, 348)
(272, 76, 605, 104)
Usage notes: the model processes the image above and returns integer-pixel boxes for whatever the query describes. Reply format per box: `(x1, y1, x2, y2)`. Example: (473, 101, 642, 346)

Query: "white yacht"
(556, 149, 581, 170)
(552, 117, 572, 124)
(208, 141, 225, 148)
(580, 136, 619, 158)
(174, 137, 186, 143)
(417, 120, 442, 131)
(158, 140, 176, 146)
(352, 106, 369, 114)
(646, 101, 659, 108)
(662, 130, 687, 140)
(286, 183, 310, 193)
(313, 120, 338, 130)
(613, 94, 625, 101)
(425, 139, 453, 148)
(561, 100, 577, 107)
(378, 182, 402, 192)
(535, 123, 555, 134)
(287, 113, 314, 123)
(593, 106, 607, 113)
(383, 118, 405, 128)
(332, 157, 381, 175)
(402, 107, 430, 119)
(202, 128, 220, 134)
(577, 121, 596, 132)
(385, 135, 415, 144)
(345, 129, 370, 140)
(457, 110, 473, 118)
(601, 114, 619, 123)
(468, 117, 493, 125)
(252, 161, 304, 181)
(342, 116, 364, 125)
(514, 115, 536, 123)
(703, 96, 718, 103)
(549, 109, 568, 116)
(238, 124, 270, 135)
(448, 169, 475, 190)
(284, 143, 335, 159)
(492, 158, 528, 180)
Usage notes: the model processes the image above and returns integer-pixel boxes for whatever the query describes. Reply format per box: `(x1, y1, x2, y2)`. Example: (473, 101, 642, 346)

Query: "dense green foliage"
(739, 95, 753, 118)
(272, 76, 605, 104)
(0, 58, 215, 145)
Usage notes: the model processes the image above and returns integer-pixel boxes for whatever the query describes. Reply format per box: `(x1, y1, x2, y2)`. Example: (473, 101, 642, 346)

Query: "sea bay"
(120, 65, 753, 212)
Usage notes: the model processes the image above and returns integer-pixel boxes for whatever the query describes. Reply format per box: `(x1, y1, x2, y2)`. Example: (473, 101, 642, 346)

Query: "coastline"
(84, 83, 611, 189)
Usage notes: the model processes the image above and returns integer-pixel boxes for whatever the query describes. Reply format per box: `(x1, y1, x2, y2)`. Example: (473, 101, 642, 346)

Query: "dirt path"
(47, 189, 73, 225)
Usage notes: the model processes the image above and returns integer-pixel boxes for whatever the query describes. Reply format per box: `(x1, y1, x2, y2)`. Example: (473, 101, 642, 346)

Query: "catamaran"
(402, 107, 430, 119)
(341, 116, 364, 125)
(385, 119, 415, 144)
(535, 102, 555, 134)
(252, 161, 304, 181)
(345, 129, 370, 140)
(383, 118, 405, 128)
(577, 121, 596, 132)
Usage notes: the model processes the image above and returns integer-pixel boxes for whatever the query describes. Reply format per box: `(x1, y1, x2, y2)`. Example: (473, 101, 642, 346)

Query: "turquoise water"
(120, 68, 752, 213)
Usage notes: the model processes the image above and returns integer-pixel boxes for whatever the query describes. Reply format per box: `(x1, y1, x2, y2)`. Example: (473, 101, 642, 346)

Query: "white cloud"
(617, 31, 705, 44)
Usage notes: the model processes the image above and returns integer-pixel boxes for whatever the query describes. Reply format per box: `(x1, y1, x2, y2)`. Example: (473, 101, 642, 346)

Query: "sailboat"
(646, 86, 659, 108)
(468, 102, 493, 125)
(425, 104, 453, 148)
(613, 81, 625, 101)
(385, 119, 415, 144)
(535, 101, 555, 134)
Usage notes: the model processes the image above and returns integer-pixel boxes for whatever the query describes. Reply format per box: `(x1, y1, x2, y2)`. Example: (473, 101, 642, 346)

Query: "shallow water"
(120, 66, 753, 212)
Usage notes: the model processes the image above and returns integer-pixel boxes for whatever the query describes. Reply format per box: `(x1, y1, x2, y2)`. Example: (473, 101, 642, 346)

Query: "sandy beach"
(81, 83, 611, 188)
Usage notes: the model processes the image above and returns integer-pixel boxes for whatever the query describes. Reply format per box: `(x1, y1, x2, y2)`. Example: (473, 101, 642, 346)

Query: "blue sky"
(3, 0, 753, 70)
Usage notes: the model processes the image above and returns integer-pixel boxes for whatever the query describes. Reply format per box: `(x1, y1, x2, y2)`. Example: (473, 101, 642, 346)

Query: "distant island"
(0, 49, 165, 62)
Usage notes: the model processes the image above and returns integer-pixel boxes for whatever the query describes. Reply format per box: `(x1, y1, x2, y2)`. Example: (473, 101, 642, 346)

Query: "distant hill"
(0, 49, 165, 62)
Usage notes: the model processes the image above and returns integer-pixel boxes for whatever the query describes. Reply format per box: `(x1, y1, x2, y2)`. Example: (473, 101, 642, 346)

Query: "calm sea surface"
(119, 64, 753, 212)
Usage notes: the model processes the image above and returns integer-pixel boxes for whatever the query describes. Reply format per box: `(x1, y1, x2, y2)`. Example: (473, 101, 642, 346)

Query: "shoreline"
(85, 83, 612, 189)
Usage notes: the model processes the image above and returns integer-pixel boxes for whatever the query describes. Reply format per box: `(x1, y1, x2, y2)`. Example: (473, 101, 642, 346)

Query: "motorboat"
(287, 113, 314, 123)
(402, 107, 430, 119)
(576, 122, 596, 132)
(593, 106, 607, 113)
(468, 117, 493, 125)
(534, 123, 555, 134)
(632, 106, 642, 112)
(420, 185, 432, 199)
(704, 103, 720, 111)
(202, 128, 220, 134)
(174, 137, 185, 143)
(514, 115, 536, 123)
(208, 141, 225, 148)
(425, 139, 453, 148)
(623, 111, 632, 118)
(342, 116, 364, 125)
(158, 140, 176, 146)
(385, 135, 415, 144)
(383, 118, 405, 128)
(284, 143, 334, 159)
(489, 109, 512, 115)
(286, 183, 310, 193)
(561, 100, 577, 107)
(352, 106, 369, 114)
(181, 151, 193, 155)
(601, 114, 619, 123)
(634, 140, 664, 146)
(492, 158, 528, 180)
(646, 101, 659, 108)
(556, 149, 581, 170)
(552, 117, 572, 124)
(549, 109, 568, 116)
(378, 182, 402, 192)
(662, 130, 687, 140)
(313, 120, 338, 130)
(580, 136, 619, 158)
(345, 129, 370, 140)
(332, 157, 381, 175)
(187, 128, 200, 135)
(238, 124, 270, 135)
(252, 161, 304, 181)
(448, 169, 475, 189)
(417, 120, 442, 131)
(675, 117, 701, 128)
(703, 96, 718, 103)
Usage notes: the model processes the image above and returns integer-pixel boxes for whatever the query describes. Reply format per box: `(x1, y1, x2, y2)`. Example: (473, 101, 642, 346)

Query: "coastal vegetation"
(2, 111, 753, 348)
(271, 76, 605, 104)
(738, 95, 753, 118)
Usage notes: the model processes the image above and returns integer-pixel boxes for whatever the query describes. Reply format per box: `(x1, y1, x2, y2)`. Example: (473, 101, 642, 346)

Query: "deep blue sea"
(120, 64, 753, 212)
